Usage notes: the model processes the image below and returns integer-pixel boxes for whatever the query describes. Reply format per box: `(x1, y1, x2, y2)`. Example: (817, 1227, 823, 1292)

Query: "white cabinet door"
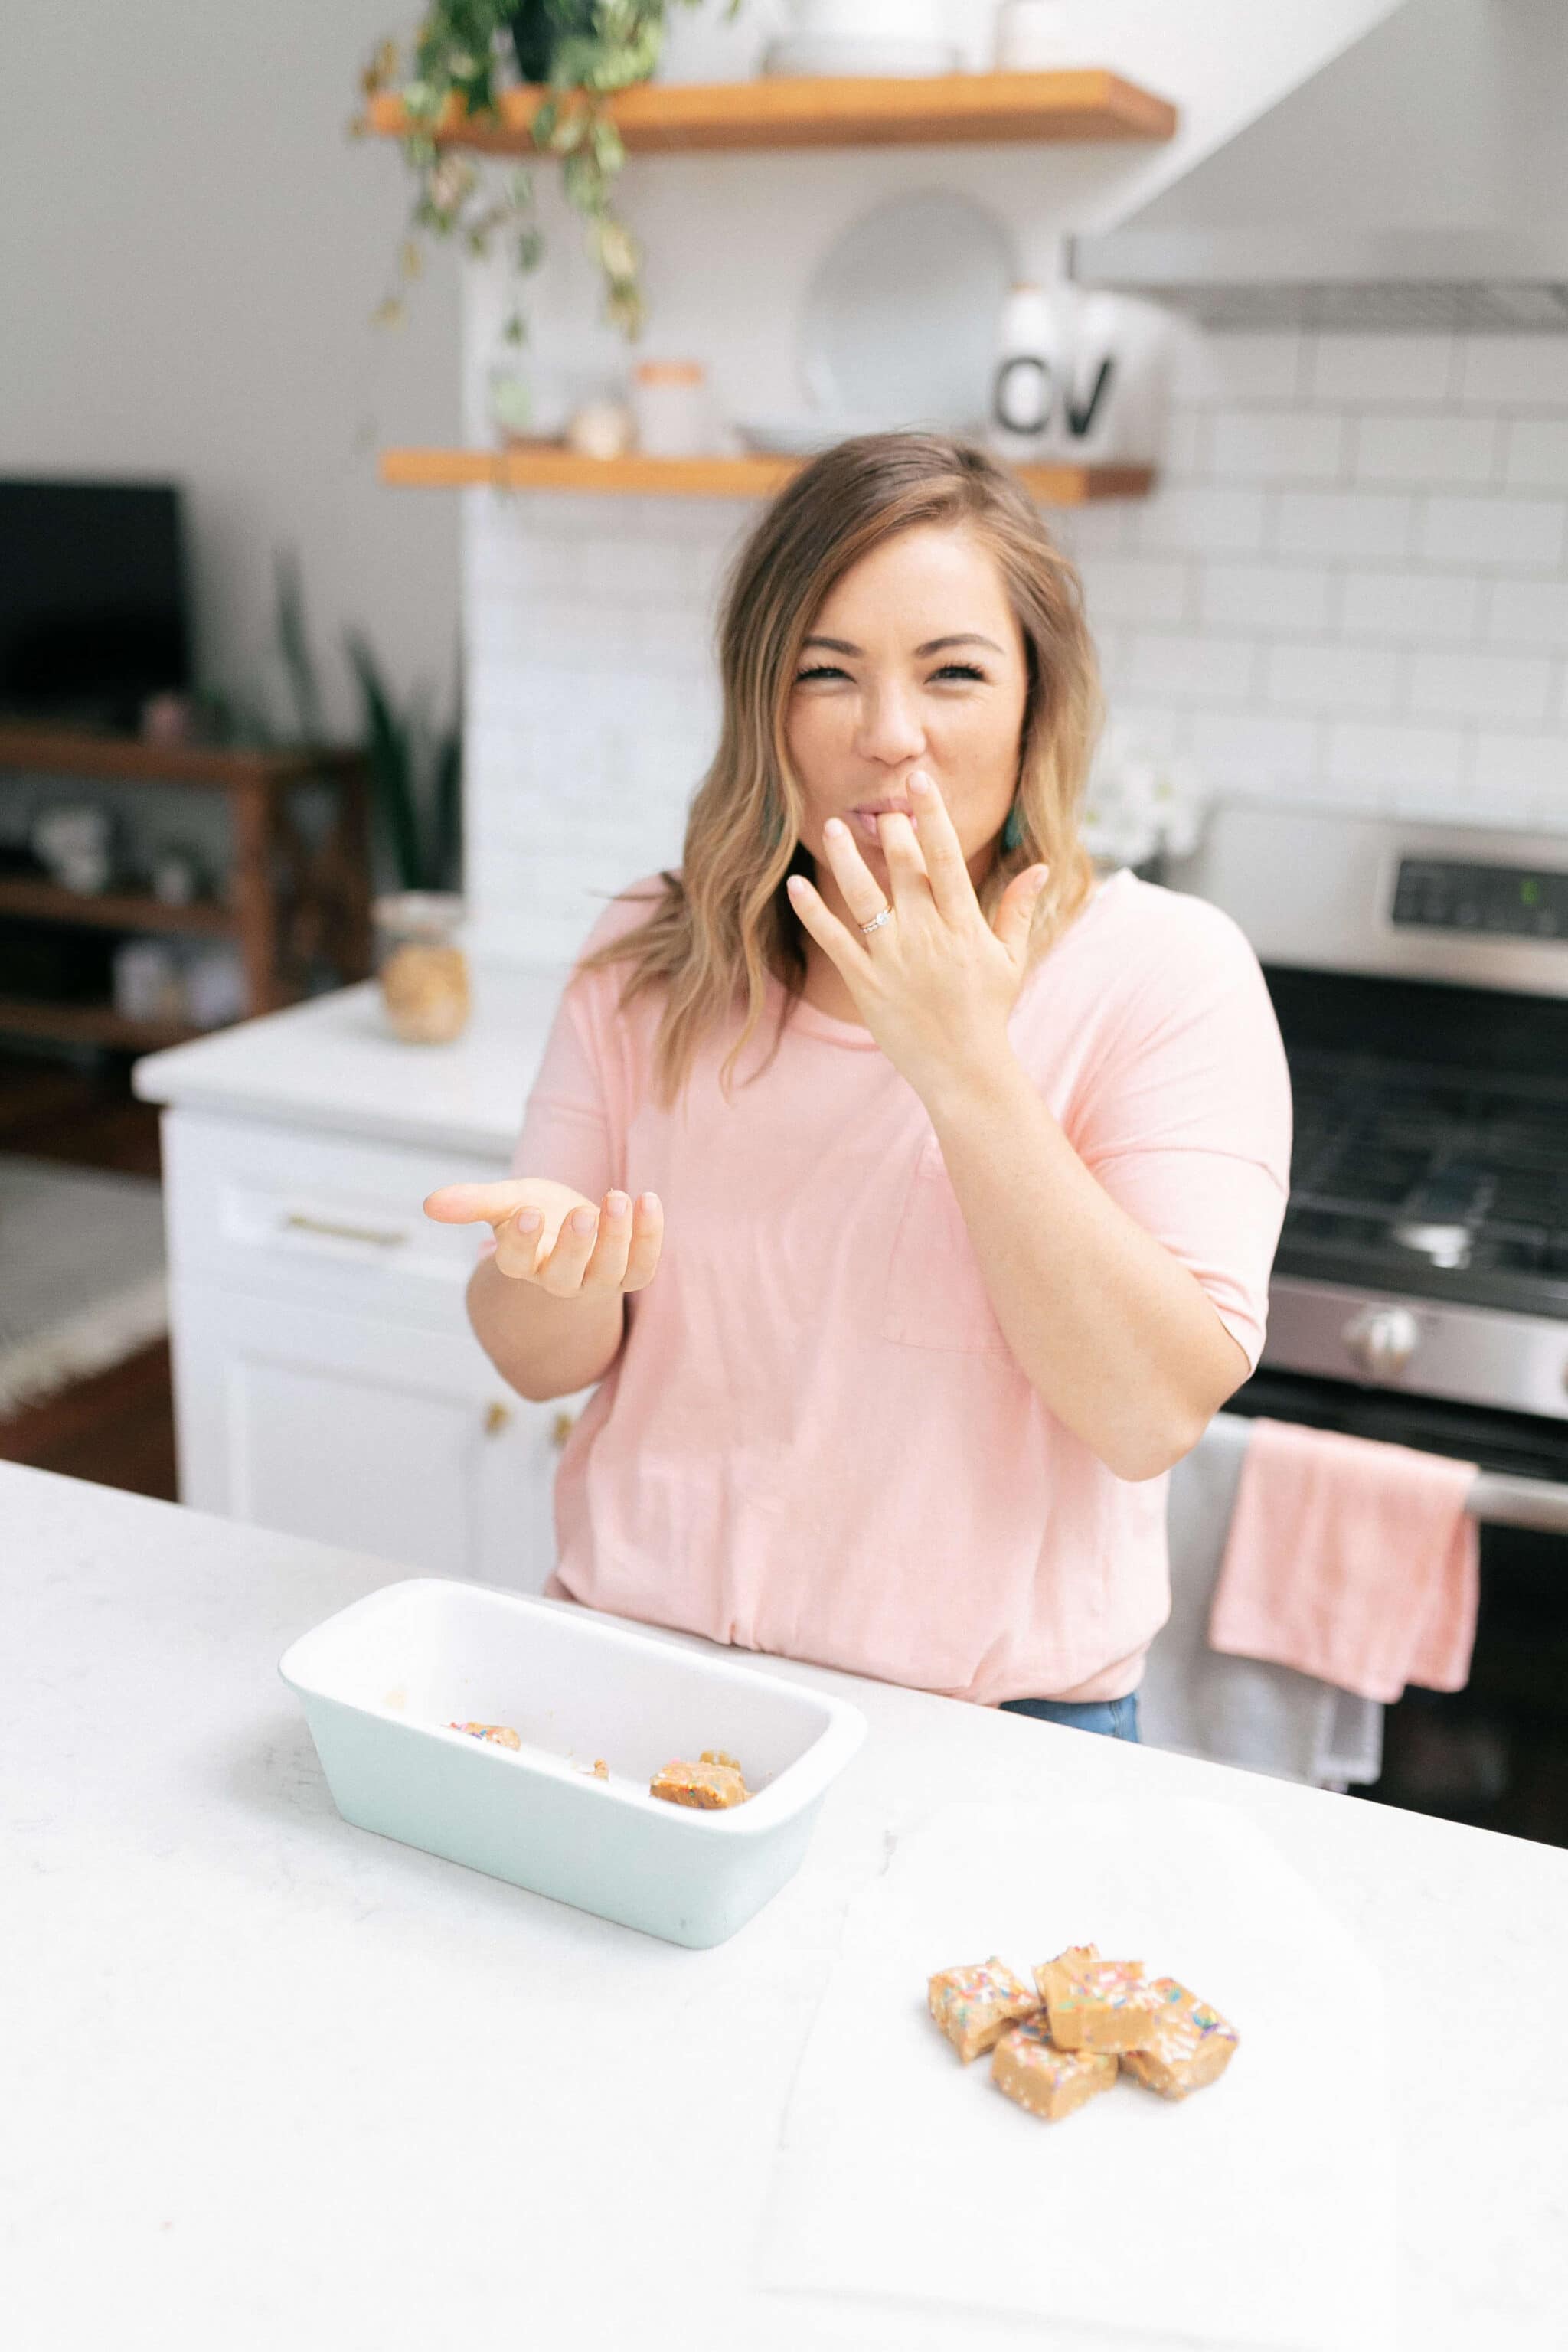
(170, 1278, 586, 1592)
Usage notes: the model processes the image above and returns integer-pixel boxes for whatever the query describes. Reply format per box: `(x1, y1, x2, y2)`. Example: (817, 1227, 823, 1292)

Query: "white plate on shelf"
(800, 190, 1016, 434)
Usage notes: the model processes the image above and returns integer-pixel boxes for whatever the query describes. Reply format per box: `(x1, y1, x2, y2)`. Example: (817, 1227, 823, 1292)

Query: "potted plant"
(358, 1, 745, 348)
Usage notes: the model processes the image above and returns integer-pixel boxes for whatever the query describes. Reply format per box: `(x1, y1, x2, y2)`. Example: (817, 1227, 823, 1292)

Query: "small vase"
(374, 892, 470, 1045)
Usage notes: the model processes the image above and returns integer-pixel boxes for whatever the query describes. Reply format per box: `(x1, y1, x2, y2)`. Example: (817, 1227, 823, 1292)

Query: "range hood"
(1073, 0, 1568, 332)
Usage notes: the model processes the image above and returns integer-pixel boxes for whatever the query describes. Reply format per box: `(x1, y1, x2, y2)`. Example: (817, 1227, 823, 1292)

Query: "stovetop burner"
(1279, 1049, 1568, 1319)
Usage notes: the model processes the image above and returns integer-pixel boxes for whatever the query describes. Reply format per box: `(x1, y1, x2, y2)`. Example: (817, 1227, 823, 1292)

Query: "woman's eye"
(794, 662, 986, 684)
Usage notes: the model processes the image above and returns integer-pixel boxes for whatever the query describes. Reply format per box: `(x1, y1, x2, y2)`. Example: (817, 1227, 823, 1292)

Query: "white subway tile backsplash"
(1472, 732, 1567, 807)
(1125, 632, 1257, 704)
(1325, 723, 1465, 791)
(1266, 643, 1400, 715)
(1160, 410, 1208, 479)
(1503, 420, 1568, 490)
(1168, 329, 1302, 407)
(463, 325, 1568, 946)
(1208, 409, 1348, 483)
(1408, 650, 1554, 724)
(1132, 486, 1269, 555)
(1275, 491, 1413, 561)
(1307, 335, 1455, 406)
(1418, 495, 1567, 569)
(1338, 570, 1481, 644)
(1076, 556, 1193, 626)
(1487, 578, 1568, 648)
(1459, 338, 1568, 408)
(1199, 562, 1331, 635)
(1187, 712, 1321, 786)
(1352, 413, 1498, 486)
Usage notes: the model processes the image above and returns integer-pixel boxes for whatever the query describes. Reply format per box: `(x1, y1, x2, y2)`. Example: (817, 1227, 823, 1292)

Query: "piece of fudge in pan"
(927, 1957, 1039, 2064)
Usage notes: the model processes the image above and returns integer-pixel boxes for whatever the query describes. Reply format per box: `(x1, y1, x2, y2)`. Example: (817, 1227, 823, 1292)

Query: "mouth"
(845, 799, 914, 845)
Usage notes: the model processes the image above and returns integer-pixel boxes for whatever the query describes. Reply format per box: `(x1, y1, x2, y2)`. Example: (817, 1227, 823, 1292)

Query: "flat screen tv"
(0, 478, 192, 731)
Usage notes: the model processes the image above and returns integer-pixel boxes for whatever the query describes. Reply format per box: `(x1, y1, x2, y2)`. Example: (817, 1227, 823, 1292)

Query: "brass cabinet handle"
(483, 1400, 513, 1437)
(281, 1211, 408, 1249)
(550, 1410, 577, 1451)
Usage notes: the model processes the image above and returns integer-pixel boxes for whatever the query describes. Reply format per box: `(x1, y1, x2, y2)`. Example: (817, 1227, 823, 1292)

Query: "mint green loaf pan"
(279, 1578, 867, 1948)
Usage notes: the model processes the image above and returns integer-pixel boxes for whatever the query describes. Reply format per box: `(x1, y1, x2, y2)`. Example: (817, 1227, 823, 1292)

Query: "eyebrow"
(799, 632, 1007, 658)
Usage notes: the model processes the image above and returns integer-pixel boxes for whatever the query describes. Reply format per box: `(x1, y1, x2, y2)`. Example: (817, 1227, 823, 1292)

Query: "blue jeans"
(1000, 1692, 1142, 1743)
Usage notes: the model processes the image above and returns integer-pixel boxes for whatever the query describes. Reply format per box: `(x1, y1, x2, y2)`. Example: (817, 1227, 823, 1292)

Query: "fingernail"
(515, 1209, 541, 1233)
(638, 1192, 662, 1215)
(606, 1191, 629, 1218)
(1031, 866, 1050, 891)
(570, 1207, 596, 1236)
(825, 817, 848, 838)
(909, 769, 931, 795)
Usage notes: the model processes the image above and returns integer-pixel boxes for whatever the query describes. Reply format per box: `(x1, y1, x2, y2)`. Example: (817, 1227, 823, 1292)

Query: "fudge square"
(928, 1957, 1038, 2064)
(649, 1758, 749, 1809)
(1035, 1942, 1161, 2053)
(1120, 1978, 1240, 2099)
(991, 2016, 1118, 2122)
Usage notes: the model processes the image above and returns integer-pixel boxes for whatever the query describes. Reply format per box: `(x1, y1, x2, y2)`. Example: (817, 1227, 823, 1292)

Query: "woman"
(425, 433, 1292, 1740)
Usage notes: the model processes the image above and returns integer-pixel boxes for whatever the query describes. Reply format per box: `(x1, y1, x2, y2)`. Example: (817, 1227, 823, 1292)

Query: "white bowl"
(279, 1579, 867, 1949)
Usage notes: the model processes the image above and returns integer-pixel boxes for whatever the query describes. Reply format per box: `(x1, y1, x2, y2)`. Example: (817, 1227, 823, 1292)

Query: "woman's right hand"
(423, 1178, 664, 1297)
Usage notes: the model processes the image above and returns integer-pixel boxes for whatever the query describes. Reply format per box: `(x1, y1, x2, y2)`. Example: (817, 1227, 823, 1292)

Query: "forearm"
(923, 1051, 1250, 1481)
(466, 1255, 626, 1403)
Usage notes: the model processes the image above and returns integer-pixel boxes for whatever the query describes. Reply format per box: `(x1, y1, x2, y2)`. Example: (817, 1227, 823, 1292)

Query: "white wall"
(0, 0, 459, 741)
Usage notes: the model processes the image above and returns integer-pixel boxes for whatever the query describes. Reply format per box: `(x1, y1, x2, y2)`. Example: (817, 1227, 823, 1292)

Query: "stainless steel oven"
(1168, 805, 1568, 1845)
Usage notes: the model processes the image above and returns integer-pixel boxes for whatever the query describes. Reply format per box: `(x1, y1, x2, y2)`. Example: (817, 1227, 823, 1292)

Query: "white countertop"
(131, 962, 570, 1156)
(8, 1461, 1568, 2350)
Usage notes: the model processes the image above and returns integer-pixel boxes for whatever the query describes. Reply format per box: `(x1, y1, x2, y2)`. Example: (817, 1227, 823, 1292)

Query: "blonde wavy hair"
(580, 430, 1103, 1102)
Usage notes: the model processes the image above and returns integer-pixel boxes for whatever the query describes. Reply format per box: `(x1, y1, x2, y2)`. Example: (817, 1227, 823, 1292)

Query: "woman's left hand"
(786, 768, 1050, 1102)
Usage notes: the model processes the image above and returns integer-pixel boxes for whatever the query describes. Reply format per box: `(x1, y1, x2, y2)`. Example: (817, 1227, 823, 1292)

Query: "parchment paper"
(756, 1797, 1396, 2351)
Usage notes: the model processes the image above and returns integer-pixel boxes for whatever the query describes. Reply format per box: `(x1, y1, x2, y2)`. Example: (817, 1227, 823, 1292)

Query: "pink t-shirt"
(479, 866, 1292, 1705)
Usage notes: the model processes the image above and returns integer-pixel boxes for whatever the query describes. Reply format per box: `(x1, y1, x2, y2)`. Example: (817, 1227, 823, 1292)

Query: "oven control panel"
(1392, 858, 1568, 939)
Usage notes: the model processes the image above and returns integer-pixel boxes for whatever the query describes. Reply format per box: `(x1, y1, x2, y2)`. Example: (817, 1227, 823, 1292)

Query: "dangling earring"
(1001, 799, 1024, 854)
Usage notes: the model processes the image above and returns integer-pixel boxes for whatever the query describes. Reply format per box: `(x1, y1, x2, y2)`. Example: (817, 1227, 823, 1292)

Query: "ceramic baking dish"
(279, 1577, 867, 1948)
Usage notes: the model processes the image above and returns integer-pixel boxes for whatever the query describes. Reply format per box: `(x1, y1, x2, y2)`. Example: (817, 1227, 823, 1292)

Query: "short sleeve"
(1069, 902, 1292, 1377)
(474, 890, 657, 1263)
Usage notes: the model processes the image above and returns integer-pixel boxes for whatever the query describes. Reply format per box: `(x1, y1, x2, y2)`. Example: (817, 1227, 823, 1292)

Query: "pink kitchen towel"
(1207, 1417, 1481, 1706)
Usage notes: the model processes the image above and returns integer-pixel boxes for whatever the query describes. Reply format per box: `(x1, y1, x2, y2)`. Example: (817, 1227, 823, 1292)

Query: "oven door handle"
(1468, 1472, 1568, 1537)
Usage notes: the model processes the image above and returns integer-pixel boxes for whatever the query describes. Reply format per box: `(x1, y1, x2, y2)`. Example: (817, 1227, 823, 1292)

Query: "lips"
(847, 800, 915, 843)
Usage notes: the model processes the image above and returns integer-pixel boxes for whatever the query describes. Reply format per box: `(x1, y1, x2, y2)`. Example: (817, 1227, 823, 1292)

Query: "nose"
(852, 679, 926, 770)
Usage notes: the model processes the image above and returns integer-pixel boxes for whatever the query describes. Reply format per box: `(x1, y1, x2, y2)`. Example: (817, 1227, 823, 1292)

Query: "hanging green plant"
(357, 2, 744, 348)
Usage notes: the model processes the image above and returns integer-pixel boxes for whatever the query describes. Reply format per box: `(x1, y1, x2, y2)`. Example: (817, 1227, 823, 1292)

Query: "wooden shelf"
(380, 445, 1155, 505)
(0, 875, 235, 938)
(364, 70, 1177, 154)
(0, 723, 364, 793)
(0, 997, 207, 1052)
(0, 721, 374, 1035)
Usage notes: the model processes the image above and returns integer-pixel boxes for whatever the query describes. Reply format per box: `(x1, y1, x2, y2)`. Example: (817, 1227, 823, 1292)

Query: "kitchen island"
(8, 1459, 1568, 2350)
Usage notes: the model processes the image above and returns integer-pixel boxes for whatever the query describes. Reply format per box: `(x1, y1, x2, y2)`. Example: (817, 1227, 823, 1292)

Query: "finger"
(579, 1190, 632, 1291)
(874, 807, 934, 917)
(537, 1202, 600, 1296)
(993, 864, 1051, 965)
(786, 871, 873, 978)
(907, 769, 976, 923)
(425, 1181, 534, 1227)
(818, 816, 891, 929)
(492, 1204, 546, 1279)
(622, 1192, 665, 1292)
